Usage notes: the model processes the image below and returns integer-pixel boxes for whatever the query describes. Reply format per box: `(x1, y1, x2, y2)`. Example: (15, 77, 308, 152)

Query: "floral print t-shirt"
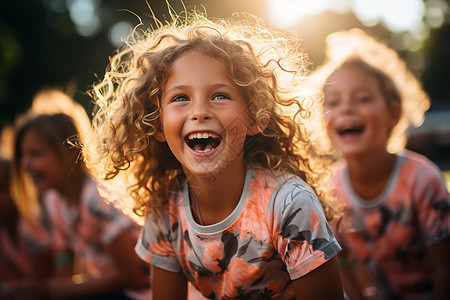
(136, 169, 341, 299)
(332, 150, 450, 299)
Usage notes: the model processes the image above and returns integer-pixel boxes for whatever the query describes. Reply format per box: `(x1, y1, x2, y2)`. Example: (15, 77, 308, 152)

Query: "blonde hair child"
(311, 28, 450, 300)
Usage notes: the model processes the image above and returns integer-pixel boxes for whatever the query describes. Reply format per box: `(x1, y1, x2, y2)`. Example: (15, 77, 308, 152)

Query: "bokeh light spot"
(66, 0, 101, 37)
(108, 21, 133, 47)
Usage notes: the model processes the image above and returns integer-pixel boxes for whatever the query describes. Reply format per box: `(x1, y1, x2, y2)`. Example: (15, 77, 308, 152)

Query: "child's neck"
(61, 167, 86, 207)
(345, 150, 397, 201)
(187, 166, 246, 226)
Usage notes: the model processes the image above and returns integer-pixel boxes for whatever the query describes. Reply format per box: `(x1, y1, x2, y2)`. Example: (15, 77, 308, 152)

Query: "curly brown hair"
(87, 12, 334, 223)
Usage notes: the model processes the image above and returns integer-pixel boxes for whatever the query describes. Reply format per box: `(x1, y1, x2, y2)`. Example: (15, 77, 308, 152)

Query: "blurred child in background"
(311, 28, 450, 299)
(8, 112, 151, 300)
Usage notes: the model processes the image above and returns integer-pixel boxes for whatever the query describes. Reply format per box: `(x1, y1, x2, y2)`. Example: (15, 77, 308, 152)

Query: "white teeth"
(188, 132, 218, 140)
(195, 148, 213, 153)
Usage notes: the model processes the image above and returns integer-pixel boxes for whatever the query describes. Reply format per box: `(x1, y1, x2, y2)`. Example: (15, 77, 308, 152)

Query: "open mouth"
(185, 132, 221, 153)
(28, 172, 45, 187)
(338, 125, 364, 136)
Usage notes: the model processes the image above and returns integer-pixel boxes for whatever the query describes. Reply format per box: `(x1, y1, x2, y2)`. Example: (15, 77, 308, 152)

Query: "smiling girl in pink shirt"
(86, 12, 344, 300)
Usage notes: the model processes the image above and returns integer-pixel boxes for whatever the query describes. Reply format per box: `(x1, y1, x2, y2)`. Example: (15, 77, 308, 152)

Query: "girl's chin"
(32, 181, 45, 192)
(183, 150, 245, 181)
(185, 168, 221, 180)
(34, 182, 54, 194)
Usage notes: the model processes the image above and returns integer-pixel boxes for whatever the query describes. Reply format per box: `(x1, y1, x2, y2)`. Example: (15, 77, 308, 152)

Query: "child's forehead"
(21, 128, 54, 148)
(166, 52, 229, 80)
(326, 66, 380, 87)
(25, 127, 48, 139)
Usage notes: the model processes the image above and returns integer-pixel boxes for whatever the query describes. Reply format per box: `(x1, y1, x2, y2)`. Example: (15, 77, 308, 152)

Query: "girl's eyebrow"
(164, 85, 189, 94)
(164, 83, 234, 94)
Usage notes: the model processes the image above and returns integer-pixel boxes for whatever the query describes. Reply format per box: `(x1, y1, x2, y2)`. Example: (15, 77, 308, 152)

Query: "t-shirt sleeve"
(413, 161, 450, 246)
(85, 191, 136, 245)
(269, 178, 341, 280)
(135, 210, 181, 273)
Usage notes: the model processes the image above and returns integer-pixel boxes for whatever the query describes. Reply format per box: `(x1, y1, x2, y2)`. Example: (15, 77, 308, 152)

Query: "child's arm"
(340, 266, 366, 300)
(292, 256, 344, 300)
(105, 228, 151, 290)
(46, 229, 149, 299)
(152, 266, 188, 300)
(429, 239, 450, 300)
(338, 251, 366, 300)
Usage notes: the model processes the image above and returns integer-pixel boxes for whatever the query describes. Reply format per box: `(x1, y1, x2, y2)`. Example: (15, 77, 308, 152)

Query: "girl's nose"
(339, 99, 354, 114)
(190, 99, 212, 121)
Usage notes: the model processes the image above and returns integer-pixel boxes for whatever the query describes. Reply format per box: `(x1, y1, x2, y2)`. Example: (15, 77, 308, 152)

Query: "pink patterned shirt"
(43, 177, 150, 299)
(136, 169, 341, 299)
(332, 150, 450, 299)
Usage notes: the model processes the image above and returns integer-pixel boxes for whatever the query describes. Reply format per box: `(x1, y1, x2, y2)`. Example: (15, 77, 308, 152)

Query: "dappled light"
(67, 0, 101, 37)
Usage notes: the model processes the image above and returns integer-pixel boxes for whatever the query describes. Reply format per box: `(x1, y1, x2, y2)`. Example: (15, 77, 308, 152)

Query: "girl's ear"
(154, 125, 166, 142)
(154, 131, 166, 142)
(247, 117, 269, 136)
(389, 102, 402, 129)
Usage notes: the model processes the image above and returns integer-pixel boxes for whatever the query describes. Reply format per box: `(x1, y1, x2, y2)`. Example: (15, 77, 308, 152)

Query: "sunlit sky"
(266, 0, 449, 54)
(53, 0, 449, 49)
(268, 0, 427, 31)
(268, 0, 350, 28)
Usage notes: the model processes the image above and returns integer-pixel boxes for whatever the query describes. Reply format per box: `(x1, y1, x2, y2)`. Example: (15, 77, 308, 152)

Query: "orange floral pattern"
(149, 240, 176, 257)
(137, 169, 341, 299)
(333, 151, 450, 299)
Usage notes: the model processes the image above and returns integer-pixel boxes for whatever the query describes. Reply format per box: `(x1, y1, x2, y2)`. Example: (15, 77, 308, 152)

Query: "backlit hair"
(30, 88, 92, 142)
(87, 11, 334, 223)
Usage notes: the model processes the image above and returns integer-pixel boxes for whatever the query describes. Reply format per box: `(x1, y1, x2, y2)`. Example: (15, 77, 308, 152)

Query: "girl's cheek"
(20, 156, 32, 172)
(324, 111, 334, 126)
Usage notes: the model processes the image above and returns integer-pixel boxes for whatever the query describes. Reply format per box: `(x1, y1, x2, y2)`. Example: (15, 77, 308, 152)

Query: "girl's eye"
(30, 149, 44, 158)
(324, 98, 339, 108)
(212, 93, 230, 100)
(172, 95, 189, 102)
(357, 96, 370, 103)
